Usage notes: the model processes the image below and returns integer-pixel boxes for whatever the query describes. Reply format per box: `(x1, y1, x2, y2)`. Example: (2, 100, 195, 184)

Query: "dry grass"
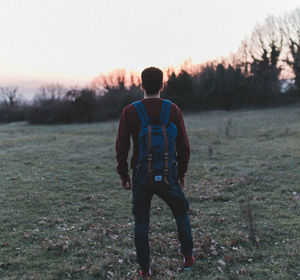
(0, 105, 300, 279)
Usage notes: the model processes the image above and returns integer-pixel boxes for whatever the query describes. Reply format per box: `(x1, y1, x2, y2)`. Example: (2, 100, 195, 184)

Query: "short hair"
(141, 67, 163, 95)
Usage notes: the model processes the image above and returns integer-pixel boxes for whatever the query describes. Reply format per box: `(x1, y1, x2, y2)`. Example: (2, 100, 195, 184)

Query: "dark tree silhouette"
(0, 86, 19, 109)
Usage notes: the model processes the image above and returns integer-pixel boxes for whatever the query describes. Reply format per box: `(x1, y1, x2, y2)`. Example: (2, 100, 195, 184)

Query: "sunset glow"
(0, 0, 299, 98)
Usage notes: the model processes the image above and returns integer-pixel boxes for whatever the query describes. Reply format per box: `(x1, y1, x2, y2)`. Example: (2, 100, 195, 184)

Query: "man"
(115, 67, 194, 278)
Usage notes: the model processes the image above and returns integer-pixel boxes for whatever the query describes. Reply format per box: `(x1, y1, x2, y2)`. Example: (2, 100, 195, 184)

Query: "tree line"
(1, 8, 300, 124)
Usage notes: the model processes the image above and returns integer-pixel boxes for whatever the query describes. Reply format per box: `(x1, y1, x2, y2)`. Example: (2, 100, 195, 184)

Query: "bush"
(27, 87, 143, 124)
(0, 105, 29, 123)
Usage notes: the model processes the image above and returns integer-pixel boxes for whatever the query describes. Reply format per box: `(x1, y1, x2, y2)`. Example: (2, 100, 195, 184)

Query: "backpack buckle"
(147, 153, 152, 161)
(172, 160, 178, 166)
(164, 153, 168, 159)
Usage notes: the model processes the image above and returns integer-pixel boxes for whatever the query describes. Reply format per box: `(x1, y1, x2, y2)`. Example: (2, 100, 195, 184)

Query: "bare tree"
(91, 69, 128, 90)
(34, 83, 66, 103)
(0, 86, 19, 109)
(235, 37, 252, 77)
(64, 88, 82, 101)
(249, 15, 283, 62)
(129, 71, 141, 88)
(246, 15, 283, 97)
(284, 8, 300, 91)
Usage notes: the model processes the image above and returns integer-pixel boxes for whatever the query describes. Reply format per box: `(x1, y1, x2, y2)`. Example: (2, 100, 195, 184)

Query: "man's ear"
(160, 82, 164, 91)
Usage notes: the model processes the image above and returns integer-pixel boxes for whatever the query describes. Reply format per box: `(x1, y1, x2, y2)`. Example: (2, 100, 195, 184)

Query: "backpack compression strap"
(160, 99, 172, 125)
(161, 124, 170, 184)
(147, 125, 154, 181)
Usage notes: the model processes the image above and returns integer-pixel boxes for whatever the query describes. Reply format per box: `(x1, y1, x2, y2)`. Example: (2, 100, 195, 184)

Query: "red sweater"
(115, 98, 190, 179)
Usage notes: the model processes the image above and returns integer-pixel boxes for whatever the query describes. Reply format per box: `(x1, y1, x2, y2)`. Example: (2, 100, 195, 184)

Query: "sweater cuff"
(178, 170, 186, 179)
(120, 173, 129, 180)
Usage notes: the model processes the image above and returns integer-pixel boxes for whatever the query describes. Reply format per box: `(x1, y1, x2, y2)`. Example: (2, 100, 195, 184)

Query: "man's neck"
(144, 92, 161, 99)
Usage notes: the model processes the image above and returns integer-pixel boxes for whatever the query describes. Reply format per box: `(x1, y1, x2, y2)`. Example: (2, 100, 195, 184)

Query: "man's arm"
(174, 106, 190, 182)
(115, 107, 131, 189)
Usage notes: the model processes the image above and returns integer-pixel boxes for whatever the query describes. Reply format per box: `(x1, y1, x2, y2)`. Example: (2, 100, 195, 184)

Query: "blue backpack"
(132, 99, 178, 186)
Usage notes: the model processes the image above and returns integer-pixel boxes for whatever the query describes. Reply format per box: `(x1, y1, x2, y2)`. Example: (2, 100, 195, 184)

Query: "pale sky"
(0, 0, 299, 98)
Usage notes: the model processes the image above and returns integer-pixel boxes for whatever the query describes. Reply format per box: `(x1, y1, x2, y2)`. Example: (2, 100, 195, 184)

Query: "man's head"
(141, 67, 163, 96)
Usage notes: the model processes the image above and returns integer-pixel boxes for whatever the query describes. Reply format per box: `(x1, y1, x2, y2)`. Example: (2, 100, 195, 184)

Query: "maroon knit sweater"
(115, 98, 190, 179)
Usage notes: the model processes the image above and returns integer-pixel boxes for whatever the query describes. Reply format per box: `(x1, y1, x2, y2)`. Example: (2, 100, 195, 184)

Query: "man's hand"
(121, 175, 132, 190)
(178, 177, 186, 189)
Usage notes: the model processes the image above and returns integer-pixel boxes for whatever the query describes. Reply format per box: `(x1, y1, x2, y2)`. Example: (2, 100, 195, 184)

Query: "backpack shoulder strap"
(160, 99, 172, 125)
(132, 100, 150, 124)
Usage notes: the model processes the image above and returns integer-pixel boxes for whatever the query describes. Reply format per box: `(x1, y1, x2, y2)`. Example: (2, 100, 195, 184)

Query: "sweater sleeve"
(174, 106, 190, 178)
(115, 107, 130, 179)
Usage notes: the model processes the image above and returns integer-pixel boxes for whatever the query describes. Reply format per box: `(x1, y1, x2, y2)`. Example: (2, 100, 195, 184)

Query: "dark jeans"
(131, 169, 193, 270)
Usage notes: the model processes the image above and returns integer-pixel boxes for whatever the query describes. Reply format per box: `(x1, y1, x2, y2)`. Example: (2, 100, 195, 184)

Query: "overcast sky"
(0, 0, 299, 97)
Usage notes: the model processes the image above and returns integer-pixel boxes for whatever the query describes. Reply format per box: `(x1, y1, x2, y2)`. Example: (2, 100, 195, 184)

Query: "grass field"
(1, 105, 300, 280)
